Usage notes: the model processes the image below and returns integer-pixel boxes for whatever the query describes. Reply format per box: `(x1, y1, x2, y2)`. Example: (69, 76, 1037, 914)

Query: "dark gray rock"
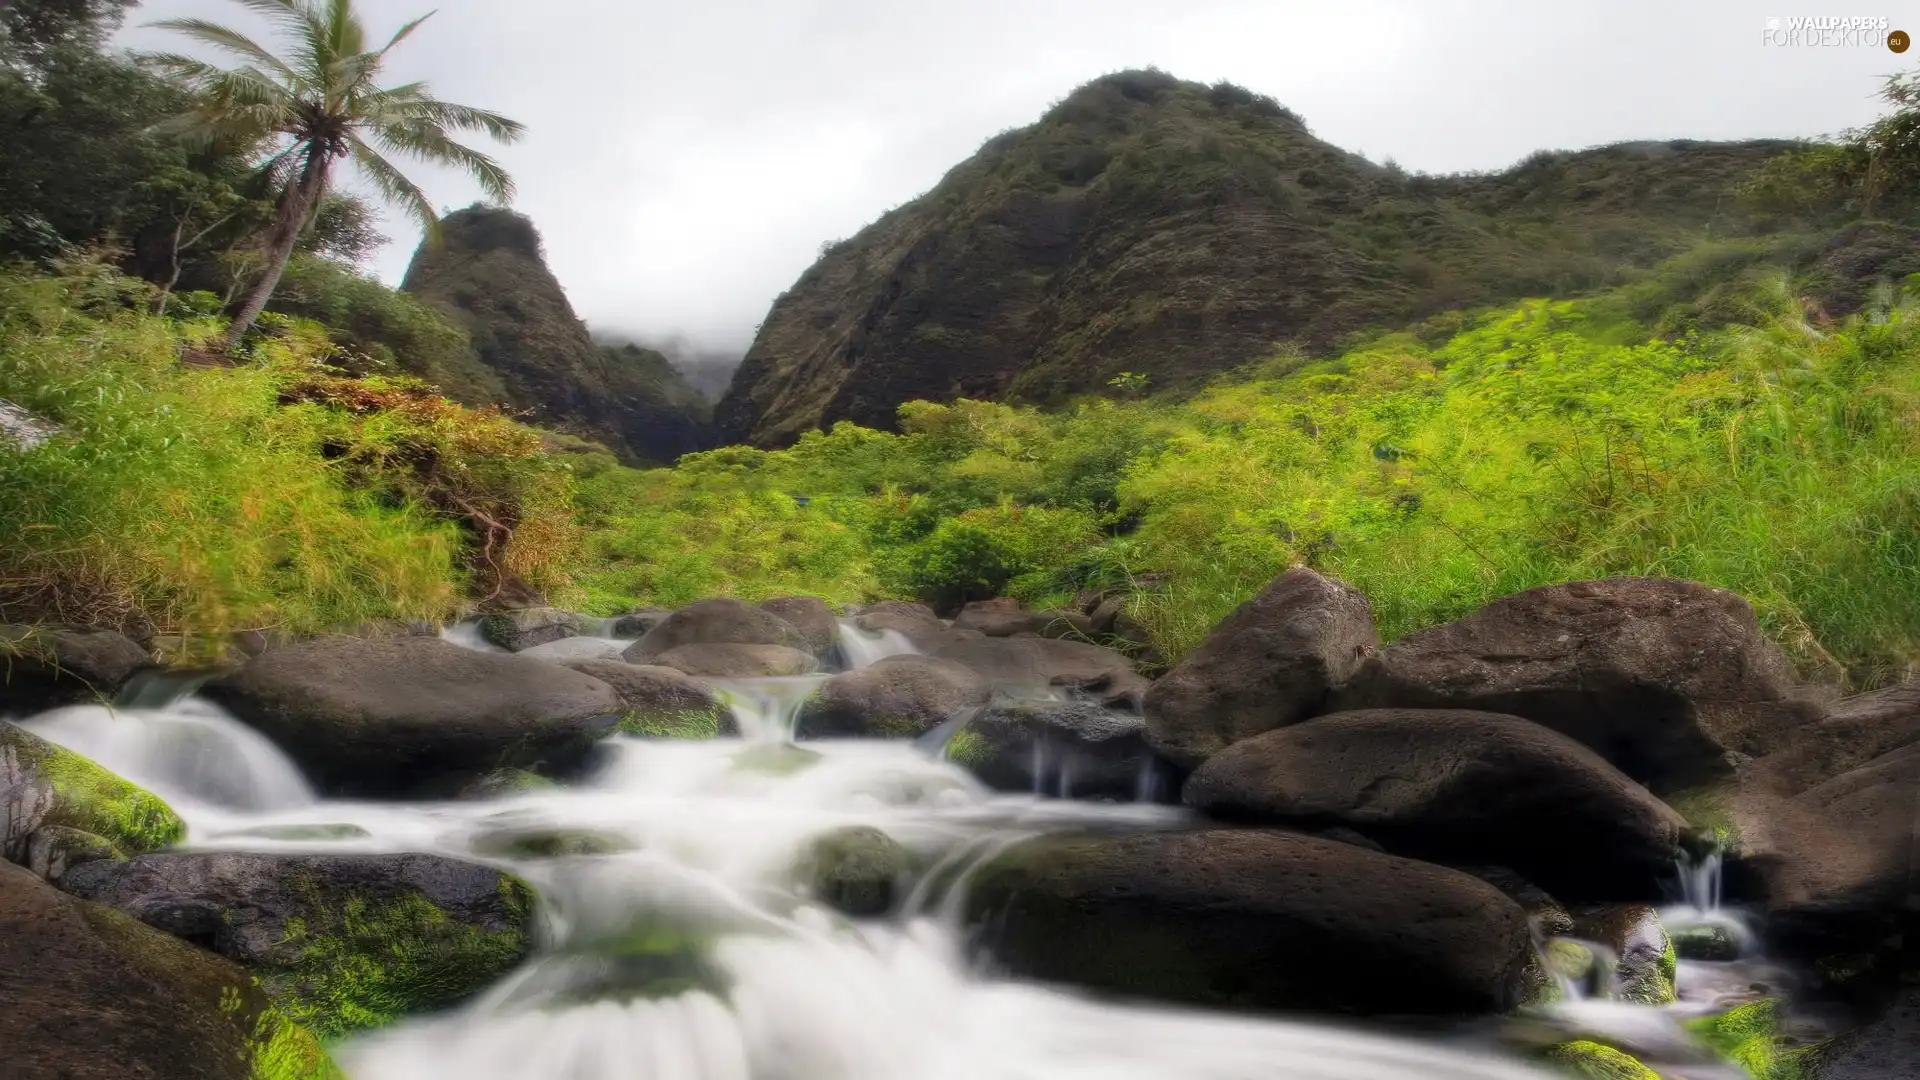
(562, 660, 731, 737)
(1333, 578, 1813, 793)
(0, 625, 151, 712)
(1143, 567, 1377, 769)
(612, 608, 672, 639)
(794, 825, 909, 917)
(625, 598, 807, 660)
(949, 700, 1165, 799)
(204, 636, 623, 797)
(965, 829, 1534, 1016)
(1567, 905, 1676, 1005)
(932, 635, 1147, 711)
(758, 596, 840, 659)
(796, 654, 989, 738)
(1183, 709, 1688, 901)
(853, 601, 973, 651)
(516, 636, 628, 664)
(479, 607, 583, 651)
(649, 643, 818, 679)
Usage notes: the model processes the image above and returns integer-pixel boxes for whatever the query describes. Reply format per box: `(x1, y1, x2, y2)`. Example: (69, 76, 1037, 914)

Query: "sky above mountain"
(123, 0, 1906, 352)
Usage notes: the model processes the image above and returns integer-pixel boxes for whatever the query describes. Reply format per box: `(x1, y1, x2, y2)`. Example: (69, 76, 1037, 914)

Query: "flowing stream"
(9, 621, 1598, 1080)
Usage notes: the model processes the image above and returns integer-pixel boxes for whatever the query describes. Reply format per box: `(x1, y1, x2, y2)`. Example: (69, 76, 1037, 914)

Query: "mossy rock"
(944, 729, 993, 769)
(1544, 938, 1597, 985)
(1670, 921, 1742, 961)
(457, 768, 559, 800)
(1, 722, 185, 861)
(1686, 999, 1827, 1080)
(1542, 1040, 1661, 1080)
(472, 826, 633, 859)
(794, 825, 910, 917)
(731, 743, 822, 776)
(618, 705, 730, 740)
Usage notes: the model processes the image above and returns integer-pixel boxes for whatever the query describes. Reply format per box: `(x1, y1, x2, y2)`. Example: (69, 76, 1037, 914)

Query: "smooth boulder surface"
(650, 643, 819, 679)
(793, 825, 910, 917)
(204, 636, 623, 797)
(1184, 709, 1688, 900)
(612, 608, 672, 639)
(965, 829, 1533, 1016)
(949, 701, 1163, 799)
(932, 635, 1148, 710)
(2, 722, 183, 864)
(758, 595, 841, 659)
(0, 625, 151, 712)
(853, 600, 975, 651)
(1745, 682, 1920, 797)
(0, 860, 337, 1080)
(479, 607, 583, 651)
(515, 636, 629, 665)
(1333, 578, 1810, 793)
(563, 660, 734, 737)
(1144, 567, 1379, 768)
(625, 597, 807, 660)
(795, 654, 989, 738)
(62, 851, 535, 1039)
(952, 597, 1093, 639)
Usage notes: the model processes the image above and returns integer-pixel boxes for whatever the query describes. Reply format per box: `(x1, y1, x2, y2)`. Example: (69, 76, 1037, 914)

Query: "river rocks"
(563, 660, 733, 738)
(1568, 905, 1676, 1005)
(1183, 709, 1688, 900)
(2, 722, 183, 865)
(965, 829, 1533, 1016)
(794, 825, 910, 917)
(1143, 567, 1378, 769)
(611, 607, 672, 639)
(1746, 682, 1920, 797)
(204, 636, 624, 797)
(853, 600, 971, 651)
(932, 635, 1148, 710)
(21, 825, 123, 884)
(952, 597, 1092, 639)
(625, 598, 807, 660)
(1333, 578, 1810, 793)
(479, 606, 583, 651)
(0, 625, 151, 712)
(758, 596, 840, 659)
(650, 643, 819, 679)
(0, 860, 338, 1080)
(61, 850, 535, 1039)
(948, 700, 1162, 799)
(516, 636, 629, 664)
(795, 654, 989, 738)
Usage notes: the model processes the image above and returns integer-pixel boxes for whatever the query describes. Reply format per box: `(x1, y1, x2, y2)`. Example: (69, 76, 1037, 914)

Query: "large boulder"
(515, 636, 629, 665)
(1746, 683, 1920, 797)
(1333, 578, 1811, 793)
(62, 851, 535, 1040)
(0, 625, 151, 713)
(204, 636, 624, 797)
(853, 601, 973, 651)
(932, 635, 1148, 710)
(650, 643, 819, 679)
(948, 701, 1165, 800)
(0, 861, 338, 1080)
(758, 596, 840, 659)
(479, 607, 583, 651)
(951, 597, 1090, 639)
(964, 829, 1533, 1016)
(1143, 567, 1378, 768)
(611, 608, 672, 639)
(562, 660, 734, 738)
(2, 722, 183, 864)
(1184, 709, 1688, 901)
(793, 825, 911, 917)
(624, 598, 807, 660)
(795, 654, 989, 738)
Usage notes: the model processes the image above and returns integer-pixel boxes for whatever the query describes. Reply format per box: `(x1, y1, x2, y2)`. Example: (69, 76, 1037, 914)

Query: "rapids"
(7, 621, 1578, 1080)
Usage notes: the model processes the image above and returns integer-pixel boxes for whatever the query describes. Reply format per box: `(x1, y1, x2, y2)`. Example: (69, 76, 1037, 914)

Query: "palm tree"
(143, 0, 524, 349)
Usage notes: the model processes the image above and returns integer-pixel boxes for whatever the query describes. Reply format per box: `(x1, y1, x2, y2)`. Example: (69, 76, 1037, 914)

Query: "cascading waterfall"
(834, 619, 916, 668)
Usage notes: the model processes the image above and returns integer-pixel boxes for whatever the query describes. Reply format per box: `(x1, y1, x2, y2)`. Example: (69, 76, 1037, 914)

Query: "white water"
(834, 619, 917, 668)
(10, 686, 1571, 1080)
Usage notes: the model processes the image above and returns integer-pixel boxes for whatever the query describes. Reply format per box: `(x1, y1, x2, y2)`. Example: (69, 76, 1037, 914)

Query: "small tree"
(143, 0, 524, 349)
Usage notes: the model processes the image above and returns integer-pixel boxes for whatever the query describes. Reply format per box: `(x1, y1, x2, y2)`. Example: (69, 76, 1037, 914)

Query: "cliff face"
(401, 206, 710, 464)
(717, 69, 1799, 446)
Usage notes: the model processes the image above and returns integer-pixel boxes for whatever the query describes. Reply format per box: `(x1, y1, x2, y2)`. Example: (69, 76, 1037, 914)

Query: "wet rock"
(563, 660, 734, 738)
(1542, 1041, 1661, 1080)
(479, 607, 583, 651)
(794, 825, 910, 917)
(731, 743, 822, 776)
(650, 643, 819, 679)
(966, 829, 1533, 1016)
(932, 635, 1148, 711)
(1746, 682, 1920, 797)
(1670, 922, 1742, 962)
(456, 768, 558, 800)
(516, 636, 628, 664)
(0, 625, 151, 712)
(61, 850, 535, 1039)
(947, 700, 1162, 799)
(953, 597, 1053, 637)
(22, 825, 122, 884)
(1544, 939, 1598, 987)
(795, 654, 989, 738)
(611, 608, 672, 639)
(204, 636, 623, 797)
(854, 600, 971, 651)
(1333, 578, 1814, 794)
(1817, 986, 1920, 1080)
(1569, 905, 1676, 1005)
(625, 598, 807, 660)
(758, 596, 840, 659)
(1184, 709, 1688, 900)
(472, 826, 633, 859)
(2, 722, 184, 864)
(0, 860, 338, 1080)
(1144, 567, 1378, 768)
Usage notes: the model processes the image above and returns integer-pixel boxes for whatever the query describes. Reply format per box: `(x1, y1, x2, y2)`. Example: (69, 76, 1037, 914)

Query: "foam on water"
(18, 690, 1565, 1080)
(835, 619, 917, 668)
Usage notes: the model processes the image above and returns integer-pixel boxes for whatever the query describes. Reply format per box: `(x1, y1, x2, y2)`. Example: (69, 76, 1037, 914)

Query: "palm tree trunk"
(222, 146, 332, 351)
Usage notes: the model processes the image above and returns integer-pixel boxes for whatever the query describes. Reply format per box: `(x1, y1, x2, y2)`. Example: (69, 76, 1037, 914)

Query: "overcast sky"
(120, 1, 1910, 353)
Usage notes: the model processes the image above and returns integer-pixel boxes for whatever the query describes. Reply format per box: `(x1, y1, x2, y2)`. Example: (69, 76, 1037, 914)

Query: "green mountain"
(401, 206, 710, 464)
(716, 69, 1805, 447)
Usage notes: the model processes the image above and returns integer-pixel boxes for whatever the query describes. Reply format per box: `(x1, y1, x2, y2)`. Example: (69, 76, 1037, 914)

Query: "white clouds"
(122, 0, 1903, 351)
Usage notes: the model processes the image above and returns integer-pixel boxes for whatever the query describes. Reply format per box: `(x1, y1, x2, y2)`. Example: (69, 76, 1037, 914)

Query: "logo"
(1762, 15, 1895, 46)
(1892, 28, 1912, 51)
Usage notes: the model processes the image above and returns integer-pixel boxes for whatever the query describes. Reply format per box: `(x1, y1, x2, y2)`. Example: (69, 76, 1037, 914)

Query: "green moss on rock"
(794, 826, 910, 917)
(1686, 999, 1826, 1080)
(1543, 1040, 1661, 1080)
(618, 705, 727, 740)
(943, 729, 992, 769)
(1, 723, 184, 856)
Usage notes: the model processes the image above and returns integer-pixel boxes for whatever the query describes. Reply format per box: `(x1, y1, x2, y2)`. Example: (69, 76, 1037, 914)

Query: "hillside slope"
(716, 69, 1801, 446)
(402, 206, 710, 464)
